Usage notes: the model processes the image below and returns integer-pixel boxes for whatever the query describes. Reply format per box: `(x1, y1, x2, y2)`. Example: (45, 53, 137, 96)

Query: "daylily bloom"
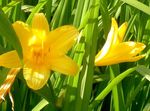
(95, 18, 146, 66)
(0, 13, 79, 90)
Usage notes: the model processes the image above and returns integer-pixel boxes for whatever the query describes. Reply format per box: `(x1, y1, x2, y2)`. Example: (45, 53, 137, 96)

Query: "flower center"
(30, 45, 49, 65)
(27, 31, 50, 68)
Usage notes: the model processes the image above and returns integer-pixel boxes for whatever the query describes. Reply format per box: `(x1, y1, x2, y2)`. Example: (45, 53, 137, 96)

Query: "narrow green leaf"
(45, 0, 52, 23)
(2, 1, 20, 13)
(121, 0, 150, 15)
(143, 103, 150, 111)
(77, 0, 100, 111)
(99, 0, 111, 37)
(32, 99, 49, 111)
(126, 77, 147, 108)
(73, 0, 85, 27)
(26, 0, 47, 24)
(0, 8, 22, 59)
(51, 0, 65, 29)
(89, 67, 136, 110)
(136, 65, 150, 81)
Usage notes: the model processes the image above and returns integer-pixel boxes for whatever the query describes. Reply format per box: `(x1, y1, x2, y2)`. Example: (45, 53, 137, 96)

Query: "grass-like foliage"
(0, 0, 150, 111)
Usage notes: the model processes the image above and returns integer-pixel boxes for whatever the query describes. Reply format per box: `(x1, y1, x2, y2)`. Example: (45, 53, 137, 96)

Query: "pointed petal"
(50, 55, 78, 76)
(48, 25, 79, 55)
(110, 42, 146, 57)
(0, 51, 21, 68)
(32, 13, 49, 32)
(95, 54, 145, 66)
(23, 67, 50, 90)
(124, 54, 145, 62)
(95, 23, 116, 61)
(111, 18, 120, 46)
(95, 42, 146, 66)
(13, 21, 33, 53)
(118, 22, 127, 42)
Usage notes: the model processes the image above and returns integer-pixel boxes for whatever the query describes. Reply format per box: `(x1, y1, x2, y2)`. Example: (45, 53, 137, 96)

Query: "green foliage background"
(0, 0, 150, 111)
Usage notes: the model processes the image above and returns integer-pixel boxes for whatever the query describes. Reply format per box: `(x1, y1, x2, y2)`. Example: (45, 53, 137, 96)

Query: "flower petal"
(95, 22, 116, 61)
(110, 42, 146, 57)
(48, 25, 79, 55)
(12, 21, 33, 53)
(50, 55, 78, 76)
(32, 13, 49, 32)
(0, 51, 21, 68)
(111, 18, 120, 46)
(118, 22, 127, 42)
(23, 67, 50, 90)
(95, 54, 145, 66)
(95, 42, 146, 66)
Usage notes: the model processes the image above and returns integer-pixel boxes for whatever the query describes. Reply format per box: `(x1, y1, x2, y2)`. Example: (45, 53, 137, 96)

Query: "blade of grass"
(73, 0, 85, 27)
(51, 0, 65, 29)
(32, 99, 48, 111)
(0, 8, 22, 59)
(44, 0, 52, 23)
(89, 67, 136, 110)
(121, 0, 150, 15)
(2, 1, 20, 13)
(126, 77, 147, 108)
(99, 0, 111, 37)
(26, 0, 47, 24)
(78, 0, 100, 111)
(109, 65, 126, 111)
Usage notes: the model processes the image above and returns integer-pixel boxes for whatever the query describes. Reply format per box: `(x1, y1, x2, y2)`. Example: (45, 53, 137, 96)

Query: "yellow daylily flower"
(95, 18, 146, 66)
(0, 13, 79, 90)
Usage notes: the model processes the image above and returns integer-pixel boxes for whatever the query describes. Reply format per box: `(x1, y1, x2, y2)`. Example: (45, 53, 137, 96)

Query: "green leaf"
(0, 8, 22, 59)
(26, 0, 47, 24)
(136, 65, 150, 81)
(32, 99, 49, 111)
(143, 103, 150, 111)
(121, 0, 150, 15)
(99, 0, 111, 37)
(2, 1, 20, 13)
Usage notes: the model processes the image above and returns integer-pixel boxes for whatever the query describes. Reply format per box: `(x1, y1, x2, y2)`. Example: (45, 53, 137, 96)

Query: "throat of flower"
(30, 45, 49, 66)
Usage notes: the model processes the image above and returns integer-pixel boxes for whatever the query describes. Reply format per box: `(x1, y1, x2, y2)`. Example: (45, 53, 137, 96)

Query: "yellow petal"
(32, 13, 49, 32)
(0, 51, 21, 68)
(50, 55, 78, 76)
(23, 67, 50, 90)
(48, 25, 79, 55)
(95, 23, 116, 61)
(110, 42, 146, 57)
(118, 22, 127, 42)
(95, 42, 146, 66)
(13, 21, 33, 53)
(123, 54, 145, 62)
(95, 55, 145, 66)
(95, 18, 119, 61)
(111, 18, 120, 46)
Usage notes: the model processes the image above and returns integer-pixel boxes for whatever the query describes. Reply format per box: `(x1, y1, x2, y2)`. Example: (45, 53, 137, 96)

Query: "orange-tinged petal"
(48, 25, 79, 55)
(23, 67, 50, 90)
(32, 13, 49, 32)
(13, 21, 33, 53)
(50, 55, 78, 76)
(0, 51, 21, 68)
(118, 22, 127, 42)
(0, 68, 20, 103)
